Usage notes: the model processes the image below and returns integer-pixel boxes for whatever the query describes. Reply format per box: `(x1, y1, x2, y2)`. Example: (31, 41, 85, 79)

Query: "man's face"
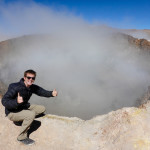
(24, 73, 35, 87)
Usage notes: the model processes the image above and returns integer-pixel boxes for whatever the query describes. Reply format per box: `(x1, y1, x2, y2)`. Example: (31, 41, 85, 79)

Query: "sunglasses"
(26, 76, 35, 80)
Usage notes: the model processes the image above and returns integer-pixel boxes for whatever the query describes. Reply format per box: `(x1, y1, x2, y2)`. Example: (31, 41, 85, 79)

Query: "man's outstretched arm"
(32, 84, 58, 97)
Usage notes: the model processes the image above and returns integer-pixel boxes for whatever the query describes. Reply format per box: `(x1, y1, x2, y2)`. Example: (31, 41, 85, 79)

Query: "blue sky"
(1, 0, 150, 29)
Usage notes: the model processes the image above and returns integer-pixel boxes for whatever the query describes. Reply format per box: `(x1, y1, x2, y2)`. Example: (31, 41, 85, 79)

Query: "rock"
(1, 99, 150, 150)
(0, 81, 7, 98)
(128, 35, 150, 51)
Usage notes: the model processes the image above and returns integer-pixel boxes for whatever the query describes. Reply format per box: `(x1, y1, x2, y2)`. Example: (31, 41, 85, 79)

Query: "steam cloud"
(0, 2, 150, 119)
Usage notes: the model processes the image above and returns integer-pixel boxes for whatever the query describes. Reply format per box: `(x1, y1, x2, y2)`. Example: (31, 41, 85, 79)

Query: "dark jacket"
(1, 78, 53, 116)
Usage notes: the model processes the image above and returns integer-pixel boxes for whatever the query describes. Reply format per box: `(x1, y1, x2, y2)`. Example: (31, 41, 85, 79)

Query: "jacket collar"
(20, 78, 25, 85)
(19, 78, 31, 89)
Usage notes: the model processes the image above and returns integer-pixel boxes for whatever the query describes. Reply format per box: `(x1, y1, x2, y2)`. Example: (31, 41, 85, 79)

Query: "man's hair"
(24, 69, 36, 77)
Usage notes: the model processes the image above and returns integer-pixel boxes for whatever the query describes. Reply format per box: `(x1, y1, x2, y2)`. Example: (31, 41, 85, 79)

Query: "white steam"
(0, 2, 150, 119)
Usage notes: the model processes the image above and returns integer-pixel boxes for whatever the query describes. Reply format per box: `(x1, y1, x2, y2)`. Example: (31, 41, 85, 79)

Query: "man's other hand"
(17, 93, 24, 103)
(52, 89, 58, 97)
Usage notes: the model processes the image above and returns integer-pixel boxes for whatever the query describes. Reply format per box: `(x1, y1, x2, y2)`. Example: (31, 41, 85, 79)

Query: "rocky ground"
(1, 97, 150, 150)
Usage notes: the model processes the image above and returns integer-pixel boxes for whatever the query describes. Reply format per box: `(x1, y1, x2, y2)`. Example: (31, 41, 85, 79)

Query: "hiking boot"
(17, 138, 35, 145)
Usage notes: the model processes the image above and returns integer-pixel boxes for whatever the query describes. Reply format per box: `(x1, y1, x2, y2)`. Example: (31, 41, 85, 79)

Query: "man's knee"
(40, 105, 46, 114)
(29, 104, 46, 115)
(25, 111, 36, 120)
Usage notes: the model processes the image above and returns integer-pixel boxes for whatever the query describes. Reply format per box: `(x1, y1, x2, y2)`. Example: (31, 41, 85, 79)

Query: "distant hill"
(1, 30, 150, 57)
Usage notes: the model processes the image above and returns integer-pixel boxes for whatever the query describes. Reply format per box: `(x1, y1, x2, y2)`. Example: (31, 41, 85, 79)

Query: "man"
(1, 69, 58, 145)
